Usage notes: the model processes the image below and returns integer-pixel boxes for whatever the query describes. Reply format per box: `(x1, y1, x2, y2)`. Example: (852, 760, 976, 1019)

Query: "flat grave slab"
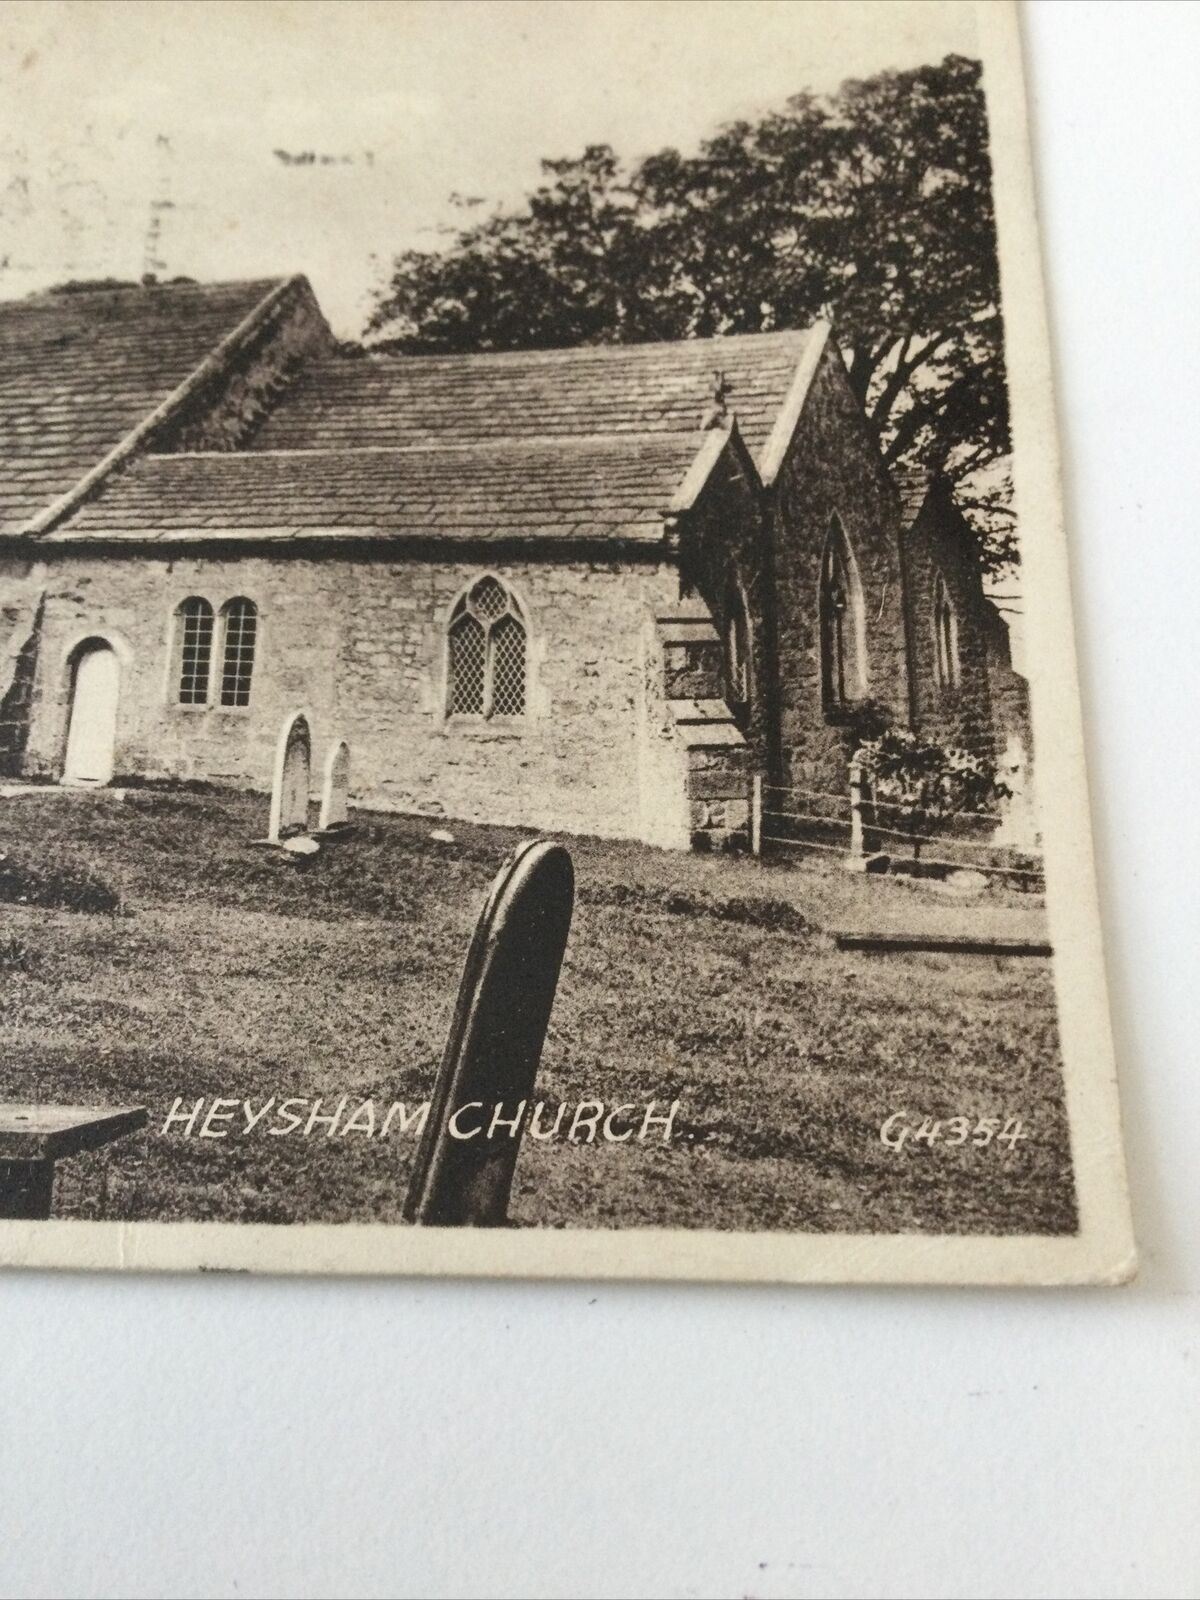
(0, 1103, 149, 1162)
(835, 931, 1053, 957)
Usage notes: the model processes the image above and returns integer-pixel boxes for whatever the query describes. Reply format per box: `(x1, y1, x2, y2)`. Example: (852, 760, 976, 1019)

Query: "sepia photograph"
(7, 5, 1198, 1599)
(0, 0, 1132, 1282)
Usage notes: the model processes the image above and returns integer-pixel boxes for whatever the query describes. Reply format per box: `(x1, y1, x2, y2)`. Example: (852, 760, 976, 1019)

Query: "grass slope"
(0, 789, 1076, 1234)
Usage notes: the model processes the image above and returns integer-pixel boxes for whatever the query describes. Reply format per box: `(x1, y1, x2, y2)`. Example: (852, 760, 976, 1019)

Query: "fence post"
(750, 773, 763, 857)
(845, 755, 867, 872)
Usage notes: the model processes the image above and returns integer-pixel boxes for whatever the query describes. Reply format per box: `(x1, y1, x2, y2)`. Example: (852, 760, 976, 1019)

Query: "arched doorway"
(63, 640, 120, 786)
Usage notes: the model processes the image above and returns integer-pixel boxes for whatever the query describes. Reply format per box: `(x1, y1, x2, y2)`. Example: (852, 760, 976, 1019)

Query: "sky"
(0, 0, 977, 337)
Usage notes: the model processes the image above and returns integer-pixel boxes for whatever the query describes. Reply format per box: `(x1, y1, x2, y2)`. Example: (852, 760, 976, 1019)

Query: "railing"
(750, 770, 1045, 889)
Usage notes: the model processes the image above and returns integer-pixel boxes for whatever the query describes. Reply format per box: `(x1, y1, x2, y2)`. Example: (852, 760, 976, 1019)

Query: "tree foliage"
(369, 54, 1014, 570)
(854, 727, 1009, 862)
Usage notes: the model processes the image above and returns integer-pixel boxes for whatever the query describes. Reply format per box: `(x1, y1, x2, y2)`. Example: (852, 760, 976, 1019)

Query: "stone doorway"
(63, 640, 120, 786)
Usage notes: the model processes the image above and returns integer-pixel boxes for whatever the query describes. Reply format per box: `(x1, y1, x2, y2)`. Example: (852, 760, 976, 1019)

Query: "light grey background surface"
(2, 4, 1197, 1596)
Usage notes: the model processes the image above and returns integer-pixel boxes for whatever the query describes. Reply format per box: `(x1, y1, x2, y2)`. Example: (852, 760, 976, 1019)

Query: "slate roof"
(53, 436, 698, 545)
(28, 286, 829, 548)
(0, 278, 284, 534)
(247, 330, 814, 465)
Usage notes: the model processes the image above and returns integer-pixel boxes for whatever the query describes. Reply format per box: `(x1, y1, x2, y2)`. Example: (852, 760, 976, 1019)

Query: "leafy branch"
(369, 54, 1015, 572)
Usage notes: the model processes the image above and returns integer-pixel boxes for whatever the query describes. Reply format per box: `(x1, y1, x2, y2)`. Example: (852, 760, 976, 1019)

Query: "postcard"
(0, 0, 1134, 1283)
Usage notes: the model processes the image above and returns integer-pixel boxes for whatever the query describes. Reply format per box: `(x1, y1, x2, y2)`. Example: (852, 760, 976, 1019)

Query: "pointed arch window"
(820, 522, 866, 713)
(219, 598, 257, 707)
(724, 577, 752, 724)
(447, 577, 527, 718)
(933, 572, 960, 694)
(176, 597, 214, 705)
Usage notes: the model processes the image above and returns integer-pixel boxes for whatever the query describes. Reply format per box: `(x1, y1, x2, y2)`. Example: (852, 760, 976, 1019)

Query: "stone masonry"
(897, 473, 998, 761)
(763, 341, 912, 794)
(18, 548, 690, 843)
(0, 275, 1028, 851)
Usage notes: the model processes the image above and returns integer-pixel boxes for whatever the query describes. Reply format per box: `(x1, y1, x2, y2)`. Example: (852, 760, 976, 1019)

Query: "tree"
(369, 55, 1014, 571)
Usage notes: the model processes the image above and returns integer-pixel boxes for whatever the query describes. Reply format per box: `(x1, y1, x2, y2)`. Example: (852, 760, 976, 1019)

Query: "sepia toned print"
(0, 1, 1133, 1283)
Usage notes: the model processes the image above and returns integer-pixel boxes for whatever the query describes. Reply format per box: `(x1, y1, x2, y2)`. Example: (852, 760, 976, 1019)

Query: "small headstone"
(404, 839, 574, 1227)
(267, 711, 312, 843)
(318, 740, 351, 832)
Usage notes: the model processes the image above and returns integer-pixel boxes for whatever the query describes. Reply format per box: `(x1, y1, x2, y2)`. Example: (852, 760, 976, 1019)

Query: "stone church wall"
(19, 549, 682, 841)
(898, 492, 998, 762)
(162, 280, 335, 454)
(0, 560, 45, 774)
(676, 434, 776, 776)
(767, 345, 912, 795)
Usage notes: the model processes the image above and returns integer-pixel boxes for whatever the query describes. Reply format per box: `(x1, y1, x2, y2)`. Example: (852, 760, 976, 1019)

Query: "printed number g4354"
(880, 1113, 1029, 1151)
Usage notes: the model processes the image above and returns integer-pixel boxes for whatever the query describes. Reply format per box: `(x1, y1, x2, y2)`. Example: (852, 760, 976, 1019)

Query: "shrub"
(855, 728, 1010, 865)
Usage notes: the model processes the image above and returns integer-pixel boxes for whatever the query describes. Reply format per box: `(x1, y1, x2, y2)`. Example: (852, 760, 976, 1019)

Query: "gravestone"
(404, 838, 575, 1227)
(318, 740, 351, 833)
(267, 711, 311, 843)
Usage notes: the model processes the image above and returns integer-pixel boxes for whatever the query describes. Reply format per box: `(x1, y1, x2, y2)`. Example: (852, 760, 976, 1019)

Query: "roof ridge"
(0, 275, 288, 312)
(149, 432, 701, 461)
(345, 325, 814, 368)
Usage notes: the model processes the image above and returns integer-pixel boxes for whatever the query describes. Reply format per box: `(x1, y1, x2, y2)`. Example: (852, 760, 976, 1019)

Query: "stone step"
(667, 697, 747, 749)
(679, 721, 748, 749)
(668, 697, 737, 726)
(659, 619, 721, 644)
(655, 600, 715, 620)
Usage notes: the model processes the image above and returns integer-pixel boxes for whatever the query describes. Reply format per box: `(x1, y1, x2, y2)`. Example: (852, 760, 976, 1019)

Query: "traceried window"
(219, 598, 257, 707)
(933, 572, 960, 694)
(819, 522, 866, 713)
(448, 611, 487, 715)
(176, 597, 214, 705)
(490, 613, 526, 716)
(447, 577, 527, 718)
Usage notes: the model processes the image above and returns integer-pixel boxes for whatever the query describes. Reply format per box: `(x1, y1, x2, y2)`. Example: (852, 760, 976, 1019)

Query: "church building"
(0, 275, 1028, 849)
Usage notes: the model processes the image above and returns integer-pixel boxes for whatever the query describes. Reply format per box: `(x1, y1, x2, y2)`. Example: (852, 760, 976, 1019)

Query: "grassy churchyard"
(0, 787, 1076, 1234)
